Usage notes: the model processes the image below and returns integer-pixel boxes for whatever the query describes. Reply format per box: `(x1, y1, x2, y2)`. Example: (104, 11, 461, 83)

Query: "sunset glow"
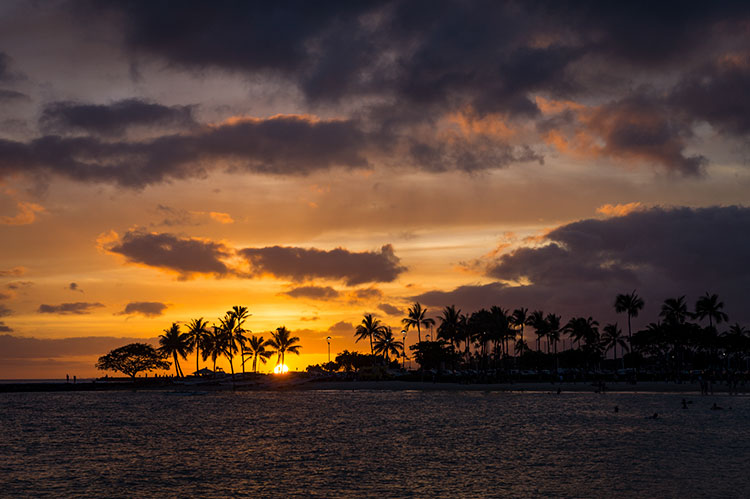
(0, 2, 749, 380)
(273, 364, 290, 375)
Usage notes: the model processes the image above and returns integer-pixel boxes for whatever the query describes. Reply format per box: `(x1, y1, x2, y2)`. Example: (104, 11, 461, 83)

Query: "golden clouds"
(1, 201, 44, 226)
(596, 202, 645, 217)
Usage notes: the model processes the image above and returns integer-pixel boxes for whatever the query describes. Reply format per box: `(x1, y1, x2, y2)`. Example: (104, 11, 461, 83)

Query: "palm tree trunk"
(173, 352, 181, 377)
(196, 343, 200, 375)
(417, 324, 421, 343)
(253, 355, 258, 373)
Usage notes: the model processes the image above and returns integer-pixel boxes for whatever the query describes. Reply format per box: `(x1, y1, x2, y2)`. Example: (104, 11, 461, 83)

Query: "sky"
(1, 1, 749, 378)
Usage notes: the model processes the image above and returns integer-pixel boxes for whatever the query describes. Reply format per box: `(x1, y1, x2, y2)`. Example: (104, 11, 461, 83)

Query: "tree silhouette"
(96, 343, 170, 378)
(437, 305, 462, 350)
(158, 322, 192, 377)
(527, 310, 546, 353)
(614, 290, 644, 346)
(355, 314, 384, 355)
(660, 296, 689, 325)
(268, 326, 301, 370)
(214, 313, 238, 379)
(402, 302, 435, 343)
(694, 292, 729, 331)
(245, 335, 272, 373)
(373, 326, 404, 363)
(602, 323, 629, 369)
(185, 317, 210, 374)
(228, 305, 252, 373)
(201, 327, 224, 372)
(511, 308, 528, 357)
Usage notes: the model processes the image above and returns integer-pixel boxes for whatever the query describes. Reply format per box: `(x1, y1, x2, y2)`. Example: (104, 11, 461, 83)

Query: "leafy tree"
(268, 326, 301, 370)
(409, 340, 458, 371)
(402, 302, 435, 343)
(355, 314, 384, 355)
(158, 322, 192, 377)
(95, 343, 170, 379)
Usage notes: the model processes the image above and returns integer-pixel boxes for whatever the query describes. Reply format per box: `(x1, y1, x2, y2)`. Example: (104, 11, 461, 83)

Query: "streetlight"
(401, 330, 407, 369)
(326, 336, 332, 363)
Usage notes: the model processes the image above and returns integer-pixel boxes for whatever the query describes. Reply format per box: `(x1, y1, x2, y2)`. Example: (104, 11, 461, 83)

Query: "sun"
(273, 364, 289, 374)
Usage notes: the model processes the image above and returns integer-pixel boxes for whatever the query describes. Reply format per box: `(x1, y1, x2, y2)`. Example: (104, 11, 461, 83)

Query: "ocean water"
(1, 390, 748, 498)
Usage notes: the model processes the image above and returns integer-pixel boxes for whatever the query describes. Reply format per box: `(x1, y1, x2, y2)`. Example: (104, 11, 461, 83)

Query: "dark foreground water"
(1, 390, 748, 498)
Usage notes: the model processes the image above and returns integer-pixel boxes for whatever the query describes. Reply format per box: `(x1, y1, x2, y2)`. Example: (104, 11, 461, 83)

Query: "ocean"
(1, 390, 747, 497)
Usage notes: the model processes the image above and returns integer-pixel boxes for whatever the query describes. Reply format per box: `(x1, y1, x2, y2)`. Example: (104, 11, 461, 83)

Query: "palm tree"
(373, 326, 404, 363)
(268, 326, 301, 370)
(694, 292, 729, 331)
(546, 313, 561, 370)
(201, 327, 224, 372)
(244, 335, 272, 373)
(437, 305, 462, 349)
(602, 323, 629, 369)
(228, 306, 252, 373)
(216, 314, 239, 377)
(355, 314, 384, 355)
(659, 296, 689, 325)
(526, 310, 546, 352)
(511, 308, 528, 356)
(158, 322, 192, 378)
(185, 317, 210, 375)
(614, 290, 644, 345)
(402, 302, 435, 343)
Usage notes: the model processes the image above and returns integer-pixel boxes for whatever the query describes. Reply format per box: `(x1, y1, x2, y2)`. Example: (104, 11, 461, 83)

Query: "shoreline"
(0, 378, 744, 394)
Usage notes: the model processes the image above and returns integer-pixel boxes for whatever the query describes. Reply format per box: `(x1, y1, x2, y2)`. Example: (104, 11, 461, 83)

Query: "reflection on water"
(1, 390, 747, 497)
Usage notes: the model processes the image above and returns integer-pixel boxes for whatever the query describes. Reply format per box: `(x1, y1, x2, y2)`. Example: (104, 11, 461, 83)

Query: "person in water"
(711, 402, 723, 410)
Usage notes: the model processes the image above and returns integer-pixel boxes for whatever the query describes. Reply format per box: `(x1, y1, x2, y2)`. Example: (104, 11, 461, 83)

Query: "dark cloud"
(0, 304, 12, 317)
(327, 321, 354, 335)
(0, 52, 23, 82)
(417, 206, 750, 324)
(284, 285, 340, 300)
(0, 334, 158, 359)
(0, 322, 11, 333)
(106, 229, 232, 278)
(68, 282, 83, 292)
(350, 287, 383, 301)
(116, 301, 168, 317)
(0, 89, 29, 102)
(240, 244, 406, 286)
(670, 57, 750, 136)
(377, 303, 402, 316)
(588, 92, 707, 176)
(408, 138, 543, 172)
(40, 99, 197, 137)
(37, 302, 105, 315)
(0, 115, 370, 188)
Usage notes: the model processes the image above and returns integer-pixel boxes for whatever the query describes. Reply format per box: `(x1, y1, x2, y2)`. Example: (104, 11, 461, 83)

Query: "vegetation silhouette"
(402, 302, 435, 343)
(268, 326, 301, 370)
(95, 343, 170, 378)
(158, 323, 192, 378)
